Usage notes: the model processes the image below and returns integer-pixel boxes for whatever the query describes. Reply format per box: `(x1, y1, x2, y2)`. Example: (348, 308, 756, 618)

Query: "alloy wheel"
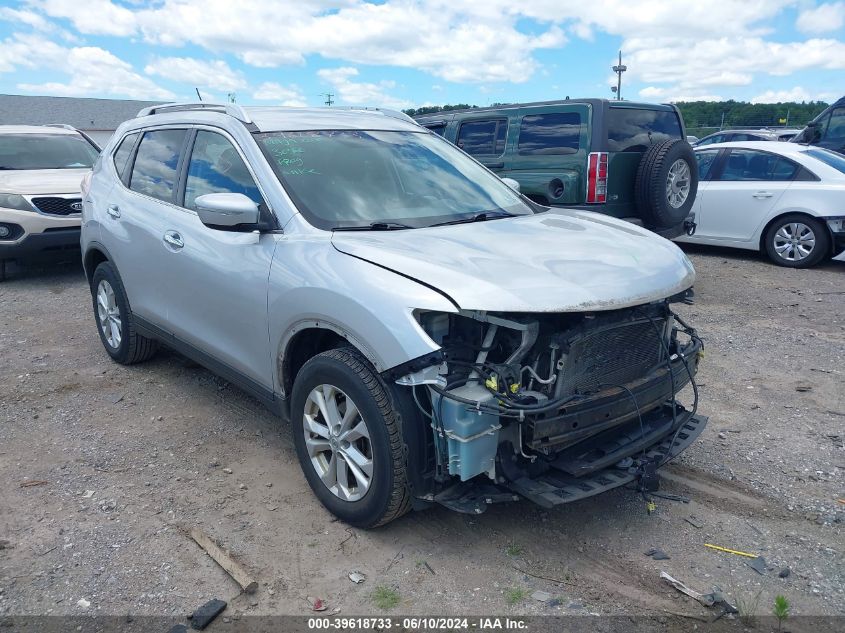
(96, 280, 122, 349)
(666, 159, 691, 209)
(773, 222, 815, 262)
(303, 384, 373, 502)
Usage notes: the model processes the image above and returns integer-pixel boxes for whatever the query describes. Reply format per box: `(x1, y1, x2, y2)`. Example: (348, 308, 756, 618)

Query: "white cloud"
(145, 57, 246, 92)
(796, 2, 845, 34)
(751, 86, 838, 103)
(318, 66, 411, 109)
(0, 7, 52, 30)
(34, 0, 136, 36)
(0, 33, 173, 99)
(638, 86, 724, 103)
(252, 82, 308, 106)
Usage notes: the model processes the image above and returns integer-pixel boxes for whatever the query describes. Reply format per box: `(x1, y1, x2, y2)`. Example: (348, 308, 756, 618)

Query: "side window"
(718, 149, 791, 181)
(426, 123, 446, 137)
(129, 129, 187, 202)
(184, 131, 263, 210)
(694, 149, 720, 180)
(112, 132, 139, 180)
(821, 107, 845, 143)
(518, 112, 581, 155)
(457, 119, 507, 156)
(698, 134, 723, 146)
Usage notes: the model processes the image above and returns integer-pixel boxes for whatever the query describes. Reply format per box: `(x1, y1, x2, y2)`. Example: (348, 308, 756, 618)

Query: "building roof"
(0, 94, 163, 131)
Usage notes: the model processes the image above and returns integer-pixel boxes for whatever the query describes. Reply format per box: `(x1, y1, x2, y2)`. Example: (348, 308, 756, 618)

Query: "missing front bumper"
(432, 411, 707, 513)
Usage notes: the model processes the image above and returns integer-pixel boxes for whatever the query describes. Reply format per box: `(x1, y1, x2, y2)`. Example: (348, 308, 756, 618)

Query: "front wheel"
(763, 215, 829, 268)
(290, 348, 411, 528)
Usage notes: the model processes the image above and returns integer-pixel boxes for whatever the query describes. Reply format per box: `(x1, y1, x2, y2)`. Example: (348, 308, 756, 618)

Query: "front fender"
(268, 240, 457, 397)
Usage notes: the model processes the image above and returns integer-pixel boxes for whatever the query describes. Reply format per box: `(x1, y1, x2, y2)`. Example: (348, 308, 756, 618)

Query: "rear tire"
(91, 261, 158, 364)
(763, 214, 829, 268)
(291, 348, 411, 528)
(635, 139, 698, 230)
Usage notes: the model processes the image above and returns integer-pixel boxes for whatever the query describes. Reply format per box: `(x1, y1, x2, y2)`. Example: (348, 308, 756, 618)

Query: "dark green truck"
(415, 99, 698, 238)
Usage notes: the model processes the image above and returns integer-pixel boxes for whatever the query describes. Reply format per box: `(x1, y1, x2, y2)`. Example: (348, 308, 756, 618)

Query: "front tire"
(91, 261, 158, 364)
(763, 214, 829, 268)
(291, 348, 411, 528)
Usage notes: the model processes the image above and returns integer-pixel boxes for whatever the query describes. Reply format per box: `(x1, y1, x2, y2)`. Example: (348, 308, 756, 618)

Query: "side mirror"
(501, 177, 521, 193)
(194, 193, 259, 228)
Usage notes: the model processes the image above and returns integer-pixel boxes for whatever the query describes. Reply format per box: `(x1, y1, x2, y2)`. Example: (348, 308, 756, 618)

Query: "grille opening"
(31, 197, 83, 216)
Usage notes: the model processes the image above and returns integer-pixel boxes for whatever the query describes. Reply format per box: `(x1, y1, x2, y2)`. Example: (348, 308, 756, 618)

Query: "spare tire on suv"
(634, 139, 698, 230)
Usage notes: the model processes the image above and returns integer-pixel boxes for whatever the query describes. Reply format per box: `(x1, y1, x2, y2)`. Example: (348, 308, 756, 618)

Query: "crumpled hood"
(331, 210, 695, 312)
(0, 169, 88, 195)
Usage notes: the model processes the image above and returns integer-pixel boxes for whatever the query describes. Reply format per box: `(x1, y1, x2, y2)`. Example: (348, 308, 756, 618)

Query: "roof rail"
(333, 106, 417, 125)
(44, 123, 79, 132)
(137, 102, 253, 124)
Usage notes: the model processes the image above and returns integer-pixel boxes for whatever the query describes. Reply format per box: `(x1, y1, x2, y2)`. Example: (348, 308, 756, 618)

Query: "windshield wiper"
(427, 211, 514, 228)
(332, 221, 416, 231)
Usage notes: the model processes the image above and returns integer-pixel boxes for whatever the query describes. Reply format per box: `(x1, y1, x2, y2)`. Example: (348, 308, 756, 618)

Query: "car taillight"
(586, 152, 608, 203)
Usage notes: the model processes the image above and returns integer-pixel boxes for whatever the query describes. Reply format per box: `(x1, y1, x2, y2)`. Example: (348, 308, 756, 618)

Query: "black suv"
(415, 99, 698, 238)
(791, 96, 845, 155)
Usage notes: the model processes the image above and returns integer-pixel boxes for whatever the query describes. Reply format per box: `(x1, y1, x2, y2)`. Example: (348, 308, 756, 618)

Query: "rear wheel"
(91, 262, 158, 364)
(635, 139, 698, 230)
(291, 348, 411, 528)
(763, 214, 829, 268)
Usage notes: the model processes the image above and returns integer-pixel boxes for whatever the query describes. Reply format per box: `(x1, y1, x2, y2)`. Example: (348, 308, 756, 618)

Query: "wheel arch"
(758, 211, 832, 255)
(83, 242, 114, 289)
(277, 321, 385, 400)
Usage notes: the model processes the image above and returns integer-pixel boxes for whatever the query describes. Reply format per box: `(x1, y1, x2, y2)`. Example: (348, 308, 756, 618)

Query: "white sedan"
(676, 141, 845, 267)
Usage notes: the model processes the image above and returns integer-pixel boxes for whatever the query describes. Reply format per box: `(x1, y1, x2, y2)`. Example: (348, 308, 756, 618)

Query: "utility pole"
(612, 51, 626, 101)
(227, 92, 237, 103)
(195, 88, 202, 101)
(720, 111, 725, 131)
(321, 93, 334, 106)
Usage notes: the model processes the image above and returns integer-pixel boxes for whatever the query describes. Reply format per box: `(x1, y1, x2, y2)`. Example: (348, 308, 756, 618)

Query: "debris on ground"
(684, 516, 704, 529)
(659, 571, 737, 613)
(423, 561, 435, 575)
(0, 539, 11, 550)
(310, 597, 327, 611)
(795, 383, 813, 392)
(531, 590, 552, 602)
(746, 555, 767, 575)
(81, 490, 95, 498)
(779, 567, 791, 578)
(222, 468, 233, 474)
(645, 547, 670, 560)
(189, 599, 227, 630)
(19, 480, 48, 488)
(167, 625, 188, 633)
(348, 571, 366, 584)
(188, 527, 258, 594)
(703, 543, 757, 558)
(76, 598, 90, 609)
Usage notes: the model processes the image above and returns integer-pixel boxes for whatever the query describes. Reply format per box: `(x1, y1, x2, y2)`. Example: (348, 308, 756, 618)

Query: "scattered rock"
(76, 598, 90, 609)
(222, 468, 233, 475)
(348, 571, 366, 584)
(778, 567, 791, 578)
(645, 547, 670, 560)
(531, 590, 552, 602)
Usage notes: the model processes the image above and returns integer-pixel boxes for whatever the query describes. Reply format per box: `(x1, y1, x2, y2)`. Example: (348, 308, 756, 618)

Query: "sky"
(0, 0, 843, 110)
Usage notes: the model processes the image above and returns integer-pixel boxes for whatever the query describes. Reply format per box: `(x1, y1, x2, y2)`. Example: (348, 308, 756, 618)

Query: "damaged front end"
(396, 300, 706, 514)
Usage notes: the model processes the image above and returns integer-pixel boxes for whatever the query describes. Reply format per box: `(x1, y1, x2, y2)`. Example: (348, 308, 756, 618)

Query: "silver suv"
(81, 102, 706, 527)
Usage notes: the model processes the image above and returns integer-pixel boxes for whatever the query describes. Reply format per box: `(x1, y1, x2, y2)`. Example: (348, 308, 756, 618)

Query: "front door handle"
(753, 191, 773, 199)
(163, 231, 184, 249)
(107, 205, 121, 218)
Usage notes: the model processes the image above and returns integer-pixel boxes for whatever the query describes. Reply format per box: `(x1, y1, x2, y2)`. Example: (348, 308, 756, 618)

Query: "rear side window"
(457, 119, 507, 156)
(129, 129, 187, 203)
(607, 108, 682, 152)
(822, 107, 845, 143)
(184, 131, 263, 210)
(426, 123, 446, 136)
(518, 112, 581, 155)
(718, 149, 798, 181)
(694, 149, 720, 180)
(112, 132, 139, 180)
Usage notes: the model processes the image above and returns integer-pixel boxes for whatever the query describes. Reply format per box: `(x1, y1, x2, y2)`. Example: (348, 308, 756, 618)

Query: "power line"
(320, 93, 334, 106)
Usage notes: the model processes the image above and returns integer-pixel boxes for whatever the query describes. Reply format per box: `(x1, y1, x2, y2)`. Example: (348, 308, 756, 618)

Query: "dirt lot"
(1, 246, 843, 624)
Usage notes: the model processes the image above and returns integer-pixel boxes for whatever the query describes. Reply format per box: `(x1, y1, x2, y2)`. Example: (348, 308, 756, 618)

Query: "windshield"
(256, 130, 533, 229)
(0, 133, 99, 170)
(802, 148, 845, 175)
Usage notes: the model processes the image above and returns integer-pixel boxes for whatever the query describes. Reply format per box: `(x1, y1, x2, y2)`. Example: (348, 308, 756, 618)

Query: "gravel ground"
(0, 245, 843, 623)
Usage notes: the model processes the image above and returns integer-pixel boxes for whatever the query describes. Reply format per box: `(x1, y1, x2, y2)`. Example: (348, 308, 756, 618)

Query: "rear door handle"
(163, 231, 184, 249)
(752, 191, 773, 199)
(107, 205, 121, 218)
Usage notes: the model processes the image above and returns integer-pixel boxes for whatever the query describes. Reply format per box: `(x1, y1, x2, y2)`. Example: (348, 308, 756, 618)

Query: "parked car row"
(693, 128, 802, 146)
